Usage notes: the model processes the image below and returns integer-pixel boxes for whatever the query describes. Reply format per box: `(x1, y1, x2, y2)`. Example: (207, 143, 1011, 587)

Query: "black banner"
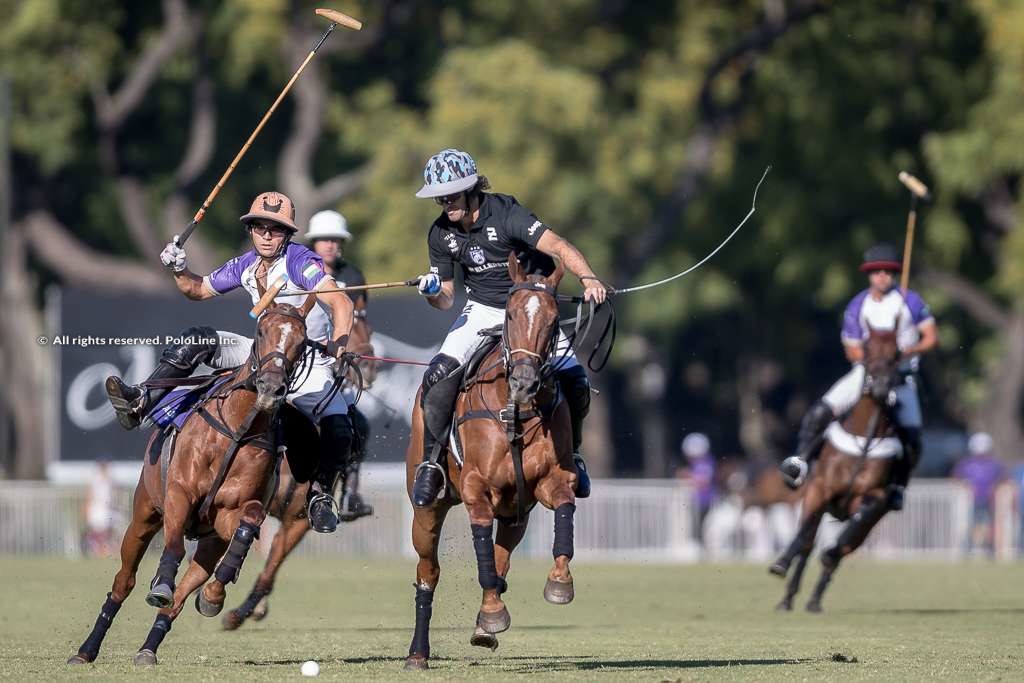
(56, 288, 456, 463)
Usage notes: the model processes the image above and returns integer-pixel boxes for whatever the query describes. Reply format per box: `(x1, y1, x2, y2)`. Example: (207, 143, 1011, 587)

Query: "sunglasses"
(249, 223, 290, 237)
(434, 192, 464, 206)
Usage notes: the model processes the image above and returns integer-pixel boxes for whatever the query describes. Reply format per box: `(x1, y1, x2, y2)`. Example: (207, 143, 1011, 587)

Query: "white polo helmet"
(681, 432, 711, 459)
(968, 432, 994, 456)
(304, 210, 352, 242)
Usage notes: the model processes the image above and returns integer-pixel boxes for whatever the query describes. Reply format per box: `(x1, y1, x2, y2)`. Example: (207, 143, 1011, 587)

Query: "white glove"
(416, 273, 442, 297)
(160, 237, 188, 273)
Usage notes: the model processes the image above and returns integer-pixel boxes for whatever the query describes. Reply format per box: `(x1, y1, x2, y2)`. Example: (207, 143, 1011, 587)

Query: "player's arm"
(173, 271, 218, 300)
(903, 319, 938, 357)
(843, 340, 864, 363)
(532, 224, 606, 304)
(315, 284, 355, 352)
(159, 238, 221, 300)
(418, 229, 456, 310)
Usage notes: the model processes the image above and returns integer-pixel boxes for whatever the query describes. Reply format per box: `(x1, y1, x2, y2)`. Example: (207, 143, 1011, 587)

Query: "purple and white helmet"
(415, 148, 479, 198)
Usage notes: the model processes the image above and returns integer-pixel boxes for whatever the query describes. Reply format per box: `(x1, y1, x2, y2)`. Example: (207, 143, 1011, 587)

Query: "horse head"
(250, 303, 308, 413)
(862, 318, 901, 406)
(348, 308, 377, 389)
(504, 252, 565, 407)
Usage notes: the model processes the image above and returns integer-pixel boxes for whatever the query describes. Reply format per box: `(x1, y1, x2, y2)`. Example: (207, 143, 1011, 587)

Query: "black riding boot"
(339, 406, 373, 522)
(556, 366, 592, 499)
(308, 414, 354, 534)
(412, 355, 461, 508)
(887, 426, 922, 511)
(105, 326, 219, 430)
(780, 400, 834, 488)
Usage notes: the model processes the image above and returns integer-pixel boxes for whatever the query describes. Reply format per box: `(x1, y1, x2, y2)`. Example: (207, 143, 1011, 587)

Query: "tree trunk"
(976, 309, 1024, 461)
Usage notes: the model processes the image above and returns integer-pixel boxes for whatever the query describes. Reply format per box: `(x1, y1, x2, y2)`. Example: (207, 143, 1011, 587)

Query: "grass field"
(1, 554, 1023, 681)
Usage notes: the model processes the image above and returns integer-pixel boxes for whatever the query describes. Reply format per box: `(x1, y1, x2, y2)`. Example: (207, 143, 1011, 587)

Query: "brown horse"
(769, 325, 902, 612)
(404, 254, 579, 670)
(68, 304, 311, 665)
(220, 310, 376, 631)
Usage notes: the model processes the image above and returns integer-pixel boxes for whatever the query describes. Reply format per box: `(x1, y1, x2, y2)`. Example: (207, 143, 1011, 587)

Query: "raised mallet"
(176, 8, 362, 247)
(897, 171, 931, 293)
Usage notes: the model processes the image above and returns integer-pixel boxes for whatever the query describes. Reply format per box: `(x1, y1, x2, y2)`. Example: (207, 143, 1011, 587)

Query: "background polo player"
(104, 191, 358, 533)
(408, 148, 606, 507)
(780, 242, 939, 509)
(303, 209, 372, 521)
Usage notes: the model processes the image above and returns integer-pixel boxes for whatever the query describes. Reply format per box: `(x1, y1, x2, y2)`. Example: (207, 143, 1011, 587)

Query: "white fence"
(0, 475, 998, 562)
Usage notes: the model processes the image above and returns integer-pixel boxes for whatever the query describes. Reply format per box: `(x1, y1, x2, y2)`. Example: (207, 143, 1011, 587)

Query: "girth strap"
(197, 402, 275, 523)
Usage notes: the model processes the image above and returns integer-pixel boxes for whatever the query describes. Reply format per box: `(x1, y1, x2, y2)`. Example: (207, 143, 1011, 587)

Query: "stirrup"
(413, 461, 448, 502)
(307, 492, 339, 533)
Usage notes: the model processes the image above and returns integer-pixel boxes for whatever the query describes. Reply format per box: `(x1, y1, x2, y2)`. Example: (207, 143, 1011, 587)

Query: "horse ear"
(508, 252, 526, 283)
(544, 256, 565, 289)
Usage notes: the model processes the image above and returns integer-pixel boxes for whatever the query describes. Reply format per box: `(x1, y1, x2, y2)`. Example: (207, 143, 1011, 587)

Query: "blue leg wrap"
(471, 523, 498, 590)
(552, 503, 575, 560)
(214, 520, 260, 585)
(408, 586, 434, 658)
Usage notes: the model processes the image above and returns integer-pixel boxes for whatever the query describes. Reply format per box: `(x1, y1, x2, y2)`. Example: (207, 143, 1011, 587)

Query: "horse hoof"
(775, 600, 793, 612)
(543, 577, 574, 605)
(476, 606, 511, 634)
(67, 654, 91, 665)
(470, 625, 499, 651)
(806, 601, 823, 614)
(404, 655, 429, 670)
(252, 597, 269, 621)
(133, 649, 157, 666)
(145, 583, 174, 609)
(221, 610, 244, 630)
(195, 590, 223, 617)
(768, 562, 788, 578)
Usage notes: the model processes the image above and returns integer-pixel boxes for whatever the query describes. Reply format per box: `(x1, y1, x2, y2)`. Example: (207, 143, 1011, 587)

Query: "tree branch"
(920, 267, 1010, 330)
(311, 166, 369, 208)
(93, 0, 194, 131)
(20, 210, 170, 293)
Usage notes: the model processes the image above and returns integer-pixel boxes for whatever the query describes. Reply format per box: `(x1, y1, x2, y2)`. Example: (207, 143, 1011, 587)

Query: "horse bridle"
(247, 307, 311, 393)
(502, 281, 561, 383)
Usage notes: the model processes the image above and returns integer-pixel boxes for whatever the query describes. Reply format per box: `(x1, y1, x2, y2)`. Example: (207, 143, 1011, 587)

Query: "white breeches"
(821, 363, 921, 428)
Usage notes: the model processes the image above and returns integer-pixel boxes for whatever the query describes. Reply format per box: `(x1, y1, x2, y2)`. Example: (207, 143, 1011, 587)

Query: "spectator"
(676, 432, 716, 527)
(82, 457, 117, 557)
(953, 432, 1005, 555)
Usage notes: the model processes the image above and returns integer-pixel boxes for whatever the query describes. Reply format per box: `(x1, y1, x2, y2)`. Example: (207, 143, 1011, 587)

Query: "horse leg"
(777, 548, 811, 612)
(133, 536, 227, 665)
(470, 518, 529, 651)
(544, 502, 576, 605)
(405, 503, 451, 670)
(199, 500, 266, 617)
(808, 491, 888, 613)
(223, 512, 310, 630)
(145, 483, 191, 609)
(770, 484, 825, 578)
(464, 491, 511, 637)
(68, 482, 162, 664)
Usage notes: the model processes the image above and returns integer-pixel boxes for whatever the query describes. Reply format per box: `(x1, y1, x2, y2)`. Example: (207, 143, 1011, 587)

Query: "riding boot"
(556, 366, 592, 499)
(780, 400, 834, 489)
(308, 414, 354, 534)
(412, 355, 461, 508)
(887, 426, 922, 511)
(105, 325, 219, 430)
(339, 407, 373, 522)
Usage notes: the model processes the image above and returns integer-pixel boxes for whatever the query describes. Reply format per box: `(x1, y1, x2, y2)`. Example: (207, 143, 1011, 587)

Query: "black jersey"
(426, 192, 556, 308)
(332, 260, 367, 306)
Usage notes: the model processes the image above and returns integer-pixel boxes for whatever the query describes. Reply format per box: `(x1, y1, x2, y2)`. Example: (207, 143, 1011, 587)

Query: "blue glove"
(417, 273, 442, 296)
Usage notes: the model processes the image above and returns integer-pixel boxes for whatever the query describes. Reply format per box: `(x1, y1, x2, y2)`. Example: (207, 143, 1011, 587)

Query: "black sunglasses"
(434, 192, 464, 206)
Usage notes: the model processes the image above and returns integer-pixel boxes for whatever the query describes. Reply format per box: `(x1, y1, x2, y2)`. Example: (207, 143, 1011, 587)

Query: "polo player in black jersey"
(409, 148, 607, 507)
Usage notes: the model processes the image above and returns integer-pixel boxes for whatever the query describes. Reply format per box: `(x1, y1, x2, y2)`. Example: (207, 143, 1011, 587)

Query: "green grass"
(1, 555, 1023, 681)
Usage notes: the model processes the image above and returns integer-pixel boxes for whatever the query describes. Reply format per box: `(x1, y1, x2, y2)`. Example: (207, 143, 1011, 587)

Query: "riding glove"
(160, 237, 188, 273)
(417, 273, 442, 296)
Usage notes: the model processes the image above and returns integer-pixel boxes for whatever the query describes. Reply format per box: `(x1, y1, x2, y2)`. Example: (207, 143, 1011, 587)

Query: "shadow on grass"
(849, 607, 1024, 616)
(252, 624, 589, 634)
(244, 655, 815, 671)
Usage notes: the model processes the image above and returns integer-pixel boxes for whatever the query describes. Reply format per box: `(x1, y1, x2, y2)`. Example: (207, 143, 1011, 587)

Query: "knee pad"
(421, 354, 460, 403)
(161, 325, 219, 369)
(556, 366, 591, 418)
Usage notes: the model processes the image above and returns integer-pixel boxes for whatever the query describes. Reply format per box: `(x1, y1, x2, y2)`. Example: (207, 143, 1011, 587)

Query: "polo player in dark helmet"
(780, 242, 939, 509)
(409, 148, 606, 507)
(104, 191, 359, 533)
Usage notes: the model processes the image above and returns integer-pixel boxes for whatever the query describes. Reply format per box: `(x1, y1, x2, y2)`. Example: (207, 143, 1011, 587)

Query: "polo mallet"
(250, 277, 421, 318)
(176, 8, 362, 247)
(897, 171, 931, 292)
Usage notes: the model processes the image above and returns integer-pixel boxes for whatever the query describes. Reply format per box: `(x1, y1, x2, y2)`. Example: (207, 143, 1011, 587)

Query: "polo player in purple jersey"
(104, 191, 358, 533)
(780, 242, 939, 510)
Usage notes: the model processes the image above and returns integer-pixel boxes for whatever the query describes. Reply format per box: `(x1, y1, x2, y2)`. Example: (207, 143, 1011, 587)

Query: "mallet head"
(315, 8, 363, 31)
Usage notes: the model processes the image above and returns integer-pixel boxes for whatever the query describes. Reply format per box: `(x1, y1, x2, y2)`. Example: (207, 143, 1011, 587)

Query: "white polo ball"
(300, 660, 320, 677)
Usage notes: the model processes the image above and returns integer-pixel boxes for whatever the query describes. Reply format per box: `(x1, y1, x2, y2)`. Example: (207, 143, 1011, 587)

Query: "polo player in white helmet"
(104, 192, 358, 533)
(408, 148, 607, 507)
(301, 209, 373, 521)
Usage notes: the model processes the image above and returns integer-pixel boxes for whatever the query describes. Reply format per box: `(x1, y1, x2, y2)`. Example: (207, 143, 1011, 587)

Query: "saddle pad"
(825, 421, 901, 459)
(148, 375, 233, 430)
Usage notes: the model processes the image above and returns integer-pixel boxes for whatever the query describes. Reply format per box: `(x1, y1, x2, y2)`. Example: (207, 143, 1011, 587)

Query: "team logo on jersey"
(468, 245, 486, 265)
(444, 232, 459, 253)
(528, 220, 542, 236)
(486, 227, 498, 241)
